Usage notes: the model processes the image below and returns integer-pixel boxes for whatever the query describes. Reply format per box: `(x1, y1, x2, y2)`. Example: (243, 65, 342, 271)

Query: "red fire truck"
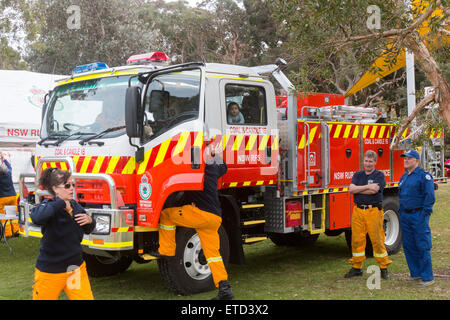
(18, 56, 446, 295)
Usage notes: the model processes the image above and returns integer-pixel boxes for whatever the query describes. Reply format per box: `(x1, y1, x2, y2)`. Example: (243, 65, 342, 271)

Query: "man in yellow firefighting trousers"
(346, 150, 392, 279)
(152, 146, 234, 300)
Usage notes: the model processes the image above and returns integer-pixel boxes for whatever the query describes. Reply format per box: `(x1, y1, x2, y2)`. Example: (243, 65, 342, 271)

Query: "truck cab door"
(215, 79, 277, 188)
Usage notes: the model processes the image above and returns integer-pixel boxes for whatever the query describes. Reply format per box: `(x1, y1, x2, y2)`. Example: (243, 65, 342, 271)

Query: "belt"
(404, 207, 422, 213)
(356, 203, 382, 210)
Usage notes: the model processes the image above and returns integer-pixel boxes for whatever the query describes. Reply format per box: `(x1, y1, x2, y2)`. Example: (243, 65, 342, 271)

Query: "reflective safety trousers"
(349, 206, 392, 269)
(32, 262, 94, 300)
(0, 195, 19, 237)
(158, 205, 228, 287)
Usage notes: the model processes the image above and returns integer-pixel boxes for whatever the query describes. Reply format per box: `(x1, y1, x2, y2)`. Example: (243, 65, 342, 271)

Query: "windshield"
(143, 69, 201, 142)
(42, 76, 141, 140)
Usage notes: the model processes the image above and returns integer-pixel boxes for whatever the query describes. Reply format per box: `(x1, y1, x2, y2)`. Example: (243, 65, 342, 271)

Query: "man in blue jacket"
(399, 149, 436, 286)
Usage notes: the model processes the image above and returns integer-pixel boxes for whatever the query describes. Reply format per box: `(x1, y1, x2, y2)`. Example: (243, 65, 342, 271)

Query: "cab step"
(242, 234, 268, 244)
(242, 219, 266, 227)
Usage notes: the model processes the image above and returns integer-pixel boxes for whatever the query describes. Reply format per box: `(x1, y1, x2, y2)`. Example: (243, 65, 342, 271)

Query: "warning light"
(72, 62, 109, 74)
(126, 52, 169, 66)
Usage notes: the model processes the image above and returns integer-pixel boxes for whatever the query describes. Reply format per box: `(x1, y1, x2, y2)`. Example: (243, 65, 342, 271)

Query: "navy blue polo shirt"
(351, 169, 386, 205)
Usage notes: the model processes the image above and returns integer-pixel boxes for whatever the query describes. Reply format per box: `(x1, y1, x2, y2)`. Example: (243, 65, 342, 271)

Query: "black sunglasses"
(57, 182, 75, 189)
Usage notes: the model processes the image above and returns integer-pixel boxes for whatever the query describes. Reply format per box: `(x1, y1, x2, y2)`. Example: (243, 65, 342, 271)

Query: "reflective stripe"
(207, 256, 223, 264)
(373, 251, 388, 258)
(159, 223, 176, 231)
(352, 252, 365, 257)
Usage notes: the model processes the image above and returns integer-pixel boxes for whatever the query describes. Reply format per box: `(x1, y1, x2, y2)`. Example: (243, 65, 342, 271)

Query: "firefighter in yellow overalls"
(346, 150, 392, 279)
(152, 145, 234, 300)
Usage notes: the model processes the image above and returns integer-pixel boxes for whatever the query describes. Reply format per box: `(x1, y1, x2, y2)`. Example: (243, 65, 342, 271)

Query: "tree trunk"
(404, 34, 450, 126)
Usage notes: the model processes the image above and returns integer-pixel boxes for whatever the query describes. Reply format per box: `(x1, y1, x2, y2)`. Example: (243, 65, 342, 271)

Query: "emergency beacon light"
(126, 52, 169, 65)
(72, 62, 109, 74)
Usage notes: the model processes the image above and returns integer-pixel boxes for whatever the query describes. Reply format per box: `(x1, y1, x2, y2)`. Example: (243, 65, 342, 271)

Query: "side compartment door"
(297, 121, 322, 190)
(328, 122, 360, 186)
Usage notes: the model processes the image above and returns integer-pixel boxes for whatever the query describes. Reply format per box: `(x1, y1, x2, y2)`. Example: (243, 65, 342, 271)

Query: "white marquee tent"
(0, 70, 65, 190)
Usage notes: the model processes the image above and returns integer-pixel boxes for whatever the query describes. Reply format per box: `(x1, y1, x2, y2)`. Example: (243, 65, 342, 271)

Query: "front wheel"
(83, 252, 133, 277)
(158, 226, 230, 295)
(382, 197, 402, 255)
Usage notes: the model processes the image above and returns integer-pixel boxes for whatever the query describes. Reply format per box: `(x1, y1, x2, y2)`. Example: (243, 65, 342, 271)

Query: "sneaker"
(344, 267, 363, 278)
(380, 268, 390, 280)
(418, 280, 435, 287)
(212, 280, 234, 300)
(406, 276, 421, 281)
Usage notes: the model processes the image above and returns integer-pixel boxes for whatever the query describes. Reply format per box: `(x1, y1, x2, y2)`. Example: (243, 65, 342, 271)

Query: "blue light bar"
(72, 62, 109, 74)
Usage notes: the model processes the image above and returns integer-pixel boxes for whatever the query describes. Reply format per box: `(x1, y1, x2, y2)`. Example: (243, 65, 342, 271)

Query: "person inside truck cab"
(227, 102, 245, 124)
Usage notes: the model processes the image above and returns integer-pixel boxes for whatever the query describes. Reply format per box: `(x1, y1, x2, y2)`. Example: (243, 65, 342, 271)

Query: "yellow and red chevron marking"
(298, 123, 321, 150)
(137, 131, 203, 174)
(111, 226, 133, 233)
(219, 134, 278, 152)
(299, 186, 349, 196)
(37, 155, 136, 175)
(328, 123, 360, 139)
(390, 126, 413, 139)
(222, 179, 275, 188)
(37, 131, 279, 177)
(361, 124, 390, 139)
(428, 128, 444, 139)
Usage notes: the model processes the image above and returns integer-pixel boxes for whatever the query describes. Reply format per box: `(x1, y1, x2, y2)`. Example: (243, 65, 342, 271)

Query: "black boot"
(148, 251, 174, 259)
(380, 268, 390, 280)
(212, 280, 234, 300)
(344, 267, 363, 278)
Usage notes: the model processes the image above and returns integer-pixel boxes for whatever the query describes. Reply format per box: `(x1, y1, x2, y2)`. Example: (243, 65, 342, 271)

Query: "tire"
(269, 232, 319, 247)
(382, 196, 402, 255)
(83, 252, 133, 277)
(344, 197, 402, 256)
(158, 226, 230, 295)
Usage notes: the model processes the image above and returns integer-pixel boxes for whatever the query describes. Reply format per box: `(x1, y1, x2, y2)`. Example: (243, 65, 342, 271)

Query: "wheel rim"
(183, 233, 211, 281)
(383, 209, 400, 246)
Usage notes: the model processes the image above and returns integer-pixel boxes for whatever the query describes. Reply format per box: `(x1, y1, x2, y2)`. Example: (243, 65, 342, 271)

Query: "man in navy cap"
(399, 149, 435, 286)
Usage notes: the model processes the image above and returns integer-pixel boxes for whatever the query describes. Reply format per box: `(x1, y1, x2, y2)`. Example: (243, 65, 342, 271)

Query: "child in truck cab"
(227, 102, 245, 124)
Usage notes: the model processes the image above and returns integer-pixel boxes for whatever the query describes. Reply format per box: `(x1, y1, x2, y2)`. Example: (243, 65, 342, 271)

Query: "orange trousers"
(32, 262, 94, 300)
(0, 195, 19, 238)
(348, 206, 392, 269)
(158, 205, 228, 287)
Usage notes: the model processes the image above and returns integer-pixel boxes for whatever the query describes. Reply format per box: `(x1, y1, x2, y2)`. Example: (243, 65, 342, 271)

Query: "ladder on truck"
(301, 105, 386, 122)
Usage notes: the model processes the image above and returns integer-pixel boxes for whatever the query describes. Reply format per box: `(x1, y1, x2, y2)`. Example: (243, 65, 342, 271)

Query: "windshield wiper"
(54, 131, 94, 146)
(79, 126, 126, 146)
(38, 133, 67, 146)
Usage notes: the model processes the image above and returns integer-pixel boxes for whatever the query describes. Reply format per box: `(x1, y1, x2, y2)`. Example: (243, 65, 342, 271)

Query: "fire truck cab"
(18, 57, 446, 295)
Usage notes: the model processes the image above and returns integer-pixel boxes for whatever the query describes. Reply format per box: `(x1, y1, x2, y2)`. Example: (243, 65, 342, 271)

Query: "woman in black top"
(30, 168, 96, 300)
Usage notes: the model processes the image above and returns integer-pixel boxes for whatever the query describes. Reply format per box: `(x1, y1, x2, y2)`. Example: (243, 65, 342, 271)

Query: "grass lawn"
(1, 183, 449, 300)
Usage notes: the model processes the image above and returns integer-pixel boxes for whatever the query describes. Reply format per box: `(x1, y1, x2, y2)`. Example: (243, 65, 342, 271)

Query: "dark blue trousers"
(400, 210, 433, 281)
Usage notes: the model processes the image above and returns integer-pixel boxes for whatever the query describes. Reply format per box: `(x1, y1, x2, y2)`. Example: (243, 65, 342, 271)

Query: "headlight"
(92, 214, 111, 235)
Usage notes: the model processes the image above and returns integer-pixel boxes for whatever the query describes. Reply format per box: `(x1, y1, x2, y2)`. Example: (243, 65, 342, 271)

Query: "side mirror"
(125, 86, 142, 138)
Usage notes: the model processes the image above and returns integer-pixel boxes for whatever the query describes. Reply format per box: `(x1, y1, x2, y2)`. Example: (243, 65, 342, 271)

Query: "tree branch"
(390, 92, 435, 150)
(331, 0, 440, 46)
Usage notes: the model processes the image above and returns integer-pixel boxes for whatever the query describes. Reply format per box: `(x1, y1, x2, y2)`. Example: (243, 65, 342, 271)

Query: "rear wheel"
(344, 196, 402, 256)
(158, 226, 230, 295)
